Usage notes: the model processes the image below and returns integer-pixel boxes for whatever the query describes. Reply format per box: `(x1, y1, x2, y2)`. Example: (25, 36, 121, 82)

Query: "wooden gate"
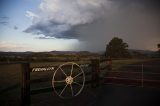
(21, 59, 111, 105)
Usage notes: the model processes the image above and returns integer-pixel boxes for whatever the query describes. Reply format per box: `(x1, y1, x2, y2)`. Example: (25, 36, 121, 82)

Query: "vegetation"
(0, 51, 100, 63)
(105, 37, 131, 58)
(158, 44, 160, 48)
(157, 43, 160, 58)
(158, 43, 160, 56)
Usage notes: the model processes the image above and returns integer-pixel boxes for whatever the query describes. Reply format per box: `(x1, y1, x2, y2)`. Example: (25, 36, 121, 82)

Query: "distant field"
(112, 58, 152, 70)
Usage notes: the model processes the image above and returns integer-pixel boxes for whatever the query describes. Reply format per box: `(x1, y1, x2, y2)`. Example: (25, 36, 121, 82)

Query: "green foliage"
(105, 37, 130, 58)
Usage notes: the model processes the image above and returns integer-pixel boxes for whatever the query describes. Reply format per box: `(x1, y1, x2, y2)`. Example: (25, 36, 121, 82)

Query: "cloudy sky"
(0, 0, 160, 52)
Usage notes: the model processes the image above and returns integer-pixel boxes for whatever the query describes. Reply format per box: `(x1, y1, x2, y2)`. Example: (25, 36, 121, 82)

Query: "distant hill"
(0, 51, 99, 57)
(0, 51, 33, 57)
(128, 49, 157, 57)
(0, 49, 158, 59)
(0, 51, 101, 62)
(97, 49, 158, 58)
(129, 49, 155, 54)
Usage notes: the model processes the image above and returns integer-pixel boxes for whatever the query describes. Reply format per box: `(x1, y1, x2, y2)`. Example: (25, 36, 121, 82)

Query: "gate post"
(21, 63, 30, 106)
(91, 59, 100, 88)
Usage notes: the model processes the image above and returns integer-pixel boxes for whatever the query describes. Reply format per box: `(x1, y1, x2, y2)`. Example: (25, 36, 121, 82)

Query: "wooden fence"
(17, 58, 160, 106)
(21, 58, 112, 105)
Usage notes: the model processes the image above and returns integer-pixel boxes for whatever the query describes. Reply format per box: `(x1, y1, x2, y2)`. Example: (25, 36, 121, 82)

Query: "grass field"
(112, 58, 152, 70)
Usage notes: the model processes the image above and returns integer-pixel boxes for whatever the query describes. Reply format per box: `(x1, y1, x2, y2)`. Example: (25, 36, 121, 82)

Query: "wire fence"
(104, 64, 160, 88)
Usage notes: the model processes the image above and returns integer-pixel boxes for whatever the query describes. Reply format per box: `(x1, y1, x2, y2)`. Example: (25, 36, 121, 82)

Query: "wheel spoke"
(59, 84, 68, 96)
(70, 84, 74, 96)
(60, 67, 67, 77)
(52, 62, 85, 98)
(73, 81, 82, 86)
(54, 80, 65, 83)
(70, 64, 74, 76)
(73, 72, 83, 79)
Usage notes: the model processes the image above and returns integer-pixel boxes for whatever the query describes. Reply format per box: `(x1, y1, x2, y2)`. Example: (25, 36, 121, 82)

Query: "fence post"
(21, 63, 30, 106)
(91, 59, 100, 88)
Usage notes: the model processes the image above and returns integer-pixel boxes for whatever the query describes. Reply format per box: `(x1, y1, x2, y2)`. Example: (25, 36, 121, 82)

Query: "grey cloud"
(25, 22, 79, 39)
(75, 0, 160, 51)
(0, 16, 9, 19)
(14, 26, 18, 30)
(0, 21, 8, 25)
(0, 16, 9, 25)
(24, 20, 77, 39)
(24, 0, 160, 51)
(24, 0, 109, 39)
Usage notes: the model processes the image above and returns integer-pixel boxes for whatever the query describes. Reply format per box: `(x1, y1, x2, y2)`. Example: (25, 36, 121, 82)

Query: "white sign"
(32, 67, 55, 72)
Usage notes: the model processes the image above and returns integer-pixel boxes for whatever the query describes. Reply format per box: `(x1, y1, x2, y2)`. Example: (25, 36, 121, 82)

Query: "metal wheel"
(52, 62, 85, 98)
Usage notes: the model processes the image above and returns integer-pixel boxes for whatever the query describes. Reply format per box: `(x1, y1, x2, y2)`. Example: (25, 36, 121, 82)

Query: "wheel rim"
(52, 62, 85, 98)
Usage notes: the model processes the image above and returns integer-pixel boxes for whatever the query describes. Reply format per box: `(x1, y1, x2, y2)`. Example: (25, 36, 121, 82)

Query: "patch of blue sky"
(0, 0, 79, 51)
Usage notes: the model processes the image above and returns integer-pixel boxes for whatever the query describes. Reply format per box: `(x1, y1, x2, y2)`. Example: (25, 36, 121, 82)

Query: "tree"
(158, 44, 160, 51)
(105, 37, 130, 58)
(157, 43, 160, 56)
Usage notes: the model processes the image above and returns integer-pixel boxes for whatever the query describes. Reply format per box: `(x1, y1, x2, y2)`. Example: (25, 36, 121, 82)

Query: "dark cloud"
(24, 21, 57, 36)
(14, 26, 18, 30)
(75, 0, 160, 51)
(0, 16, 9, 25)
(24, 20, 79, 39)
(0, 21, 8, 25)
(24, 0, 160, 51)
(0, 16, 9, 19)
(24, 0, 108, 39)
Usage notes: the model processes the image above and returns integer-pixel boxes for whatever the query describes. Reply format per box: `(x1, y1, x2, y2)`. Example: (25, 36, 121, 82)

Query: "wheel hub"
(65, 76, 73, 85)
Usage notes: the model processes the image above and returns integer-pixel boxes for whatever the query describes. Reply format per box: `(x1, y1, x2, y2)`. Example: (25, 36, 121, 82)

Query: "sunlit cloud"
(25, 10, 39, 21)
(0, 41, 27, 52)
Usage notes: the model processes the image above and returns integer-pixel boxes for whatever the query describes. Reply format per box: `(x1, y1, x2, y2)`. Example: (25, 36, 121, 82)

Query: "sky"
(0, 0, 160, 52)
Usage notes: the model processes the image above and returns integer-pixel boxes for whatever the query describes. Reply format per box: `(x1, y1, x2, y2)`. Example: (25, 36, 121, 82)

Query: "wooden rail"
(21, 58, 112, 106)
(21, 58, 160, 105)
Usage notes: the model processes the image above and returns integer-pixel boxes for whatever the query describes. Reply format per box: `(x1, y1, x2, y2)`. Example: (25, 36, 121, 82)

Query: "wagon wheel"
(52, 62, 85, 98)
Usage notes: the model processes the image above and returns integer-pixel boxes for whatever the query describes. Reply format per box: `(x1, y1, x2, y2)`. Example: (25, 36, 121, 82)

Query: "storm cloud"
(24, 0, 110, 39)
(76, 0, 160, 51)
(24, 0, 160, 51)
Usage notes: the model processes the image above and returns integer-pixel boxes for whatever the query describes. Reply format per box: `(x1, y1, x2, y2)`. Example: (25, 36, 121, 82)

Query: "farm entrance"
(21, 59, 160, 105)
(21, 59, 110, 105)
